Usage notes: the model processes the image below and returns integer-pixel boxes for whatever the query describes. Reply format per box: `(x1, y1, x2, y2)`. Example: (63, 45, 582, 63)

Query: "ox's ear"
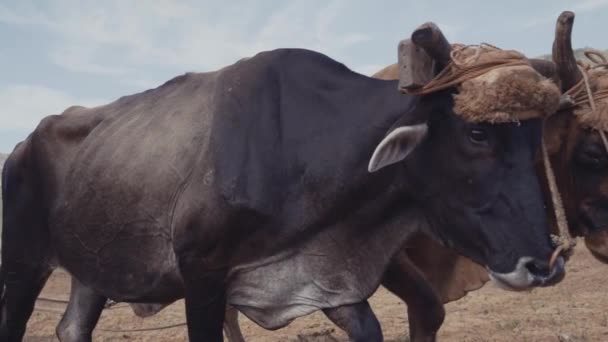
(368, 123, 428, 172)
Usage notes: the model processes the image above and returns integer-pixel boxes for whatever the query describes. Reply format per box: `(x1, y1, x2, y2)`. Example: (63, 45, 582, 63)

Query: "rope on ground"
(34, 305, 68, 314)
(103, 299, 129, 310)
(98, 322, 187, 333)
(36, 296, 129, 310)
(36, 296, 70, 304)
(34, 298, 187, 333)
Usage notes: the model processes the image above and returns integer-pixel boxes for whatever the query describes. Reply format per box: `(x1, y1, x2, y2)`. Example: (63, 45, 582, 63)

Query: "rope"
(543, 133, 575, 269)
(579, 61, 608, 150)
(36, 296, 70, 304)
(103, 299, 128, 309)
(33, 298, 188, 333)
(579, 63, 608, 154)
(564, 61, 608, 109)
(34, 306, 67, 314)
(98, 322, 187, 333)
(36, 296, 129, 310)
(563, 55, 608, 160)
(405, 43, 530, 96)
(585, 49, 608, 65)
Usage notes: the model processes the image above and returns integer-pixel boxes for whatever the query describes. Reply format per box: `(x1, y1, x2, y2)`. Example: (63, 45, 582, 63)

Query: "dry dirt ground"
(25, 246, 608, 342)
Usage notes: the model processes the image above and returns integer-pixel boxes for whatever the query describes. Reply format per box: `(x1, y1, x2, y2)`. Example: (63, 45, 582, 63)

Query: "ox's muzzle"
(488, 256, 565, 291)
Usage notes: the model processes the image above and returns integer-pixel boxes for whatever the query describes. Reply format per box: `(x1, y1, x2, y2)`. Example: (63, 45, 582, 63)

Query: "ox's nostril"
(524, 259, 551, 278)
(488, 256, 565, 290)
(527, 256, 566, 287)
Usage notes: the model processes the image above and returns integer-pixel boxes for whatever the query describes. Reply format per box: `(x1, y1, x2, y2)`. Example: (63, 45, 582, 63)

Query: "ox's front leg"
(223, 305, 245, 342)
(56, 277, 107, 342)
(178, 251, 227, 342)
(323, 301, 383, 342)
(382, 249, 445, 342)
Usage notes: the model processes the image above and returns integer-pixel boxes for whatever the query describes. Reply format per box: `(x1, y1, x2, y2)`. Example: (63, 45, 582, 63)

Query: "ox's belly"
(53, 222, 183, 302)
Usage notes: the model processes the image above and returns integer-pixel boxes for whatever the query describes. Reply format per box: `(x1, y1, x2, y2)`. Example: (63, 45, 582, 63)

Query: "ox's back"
(52, 49, 414, 237)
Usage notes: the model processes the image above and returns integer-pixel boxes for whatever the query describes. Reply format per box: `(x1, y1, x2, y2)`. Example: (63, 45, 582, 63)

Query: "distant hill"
(0, 153, 5, 237)
(0, 153, 5, 186)
(537, 47, 608, 63)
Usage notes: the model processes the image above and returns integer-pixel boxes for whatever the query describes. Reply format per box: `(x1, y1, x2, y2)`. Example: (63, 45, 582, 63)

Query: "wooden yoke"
(398, 22, 452, 93)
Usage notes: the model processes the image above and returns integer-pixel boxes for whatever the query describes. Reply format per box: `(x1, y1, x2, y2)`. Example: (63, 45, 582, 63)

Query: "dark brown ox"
(224, 11, 608, 342)
(1, 23, 565, 342)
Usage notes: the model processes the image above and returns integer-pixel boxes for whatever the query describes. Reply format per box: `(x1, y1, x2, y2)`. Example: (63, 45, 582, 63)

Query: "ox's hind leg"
(323, 301, 383, 342)
(224, 305, 245, 342)
(0, 265, 52, 341)
(382, 250, 445, 342)
(178, 250, 227, 342)
(56, 277, 107, 342)
(0, 152, 54, 341)
(0, 227, 52, 341)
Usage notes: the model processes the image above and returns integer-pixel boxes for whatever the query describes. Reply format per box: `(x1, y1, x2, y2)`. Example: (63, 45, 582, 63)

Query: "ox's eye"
(578, 145, 607, 170)
(469, 127, 489, 145)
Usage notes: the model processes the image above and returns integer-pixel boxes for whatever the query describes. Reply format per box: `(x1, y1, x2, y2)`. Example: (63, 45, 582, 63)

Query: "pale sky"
(0, 0, 606, 152)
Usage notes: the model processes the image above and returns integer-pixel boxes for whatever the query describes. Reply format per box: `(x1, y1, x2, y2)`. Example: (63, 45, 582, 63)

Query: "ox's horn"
(553, 11, 582, 92)
(398, 22, 452, 92)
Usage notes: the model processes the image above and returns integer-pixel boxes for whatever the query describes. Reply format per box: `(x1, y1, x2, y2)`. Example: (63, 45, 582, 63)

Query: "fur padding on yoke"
(573, 68, 608, 132)
(448, 45, 561, 124)
(454, 65, 561, 123)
